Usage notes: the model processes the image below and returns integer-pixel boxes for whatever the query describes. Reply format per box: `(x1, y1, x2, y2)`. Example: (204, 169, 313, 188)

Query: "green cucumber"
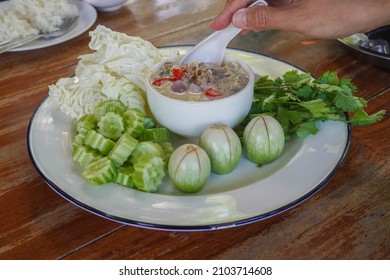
(123, 109, 145, 138)
(158, 141, 174, 167)
(82, 157, 117, 185)
(115, 165, 135, 188)
(139, 128, 171, 142)
(130, 141, 164, 164)
(76, 114, 97, 136)
(132, 154, 165, 192)
(94, 100, 126, 121)
(144, 116, 156, 129)
(97, 112, 124, 141)
(73, 115, 96, 149)
(108, 133, 139, 167)
(72, 145, 103, 166)
(84, 130, 115, 155)
(72, 134, 85, 149)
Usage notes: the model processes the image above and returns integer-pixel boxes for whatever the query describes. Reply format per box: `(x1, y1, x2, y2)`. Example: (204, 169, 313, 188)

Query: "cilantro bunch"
(236, 70, 385, 139)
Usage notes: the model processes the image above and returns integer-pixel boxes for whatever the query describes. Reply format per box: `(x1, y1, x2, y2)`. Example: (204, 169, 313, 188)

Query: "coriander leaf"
(297, 84, 313, 100)
(283, 70, 312, 89)
(254, 75, 274, 86)
(315, 83, 344, 94)
(357, 96, 368, 107)
(277, 107, 304, 136)
(340, 84, 354, 96)
(349, 108, 386, 126)
(275, 77, 284, 86)
(285, 110, 304, 125)
(333, 92, 364, 111)
(323, 113, 347, 121)
(262, 93, 278, 112)
(284, 91, 301, 102)
(339, 78, 357, 94)
(294, 121, 319, 138)
(297, 100, 330, 117)
(248, 102, 262, 115)
(282, 70, 301, 83)
(315, 71, 339, 85)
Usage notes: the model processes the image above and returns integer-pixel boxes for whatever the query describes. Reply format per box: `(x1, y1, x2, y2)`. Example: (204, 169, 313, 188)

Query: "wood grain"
(0, 0, 389, 260)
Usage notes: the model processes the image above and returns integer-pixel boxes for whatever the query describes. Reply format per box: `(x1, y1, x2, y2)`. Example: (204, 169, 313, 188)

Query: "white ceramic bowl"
(145, 55, 255, 138)
(83, 0, 126, 12)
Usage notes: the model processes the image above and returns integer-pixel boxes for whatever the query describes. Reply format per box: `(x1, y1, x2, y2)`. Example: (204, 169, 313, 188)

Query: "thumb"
(232, 6, 293, 31)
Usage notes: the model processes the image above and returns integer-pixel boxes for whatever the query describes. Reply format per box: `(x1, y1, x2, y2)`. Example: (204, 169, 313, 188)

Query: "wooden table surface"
(0, 0, 389, 260)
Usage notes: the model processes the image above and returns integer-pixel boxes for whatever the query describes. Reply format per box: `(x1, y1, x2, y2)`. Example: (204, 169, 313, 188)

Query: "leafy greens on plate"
(235, 70, 386, 139)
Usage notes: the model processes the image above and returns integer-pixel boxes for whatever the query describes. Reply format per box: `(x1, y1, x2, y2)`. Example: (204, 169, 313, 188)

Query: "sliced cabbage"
(49, 25, 163, 120)
(79, 25, 163, 92)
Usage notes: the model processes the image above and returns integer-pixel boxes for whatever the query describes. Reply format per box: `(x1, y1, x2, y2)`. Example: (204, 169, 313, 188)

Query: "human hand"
(211, 0, 390, 39)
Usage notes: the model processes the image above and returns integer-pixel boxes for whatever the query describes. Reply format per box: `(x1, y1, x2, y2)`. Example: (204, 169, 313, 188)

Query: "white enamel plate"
(28, 47, 350, 231)
(0, 1, 97, 51)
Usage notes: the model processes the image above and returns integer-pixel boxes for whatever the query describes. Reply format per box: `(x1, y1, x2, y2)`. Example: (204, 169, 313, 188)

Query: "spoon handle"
(211, 0, 268, 43)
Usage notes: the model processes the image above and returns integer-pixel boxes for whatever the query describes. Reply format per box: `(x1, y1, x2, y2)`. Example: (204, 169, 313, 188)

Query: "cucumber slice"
(144, 116, 156, 129)
(158, 141, 174, 167)
(108, 133, 139, 167)
(72, 134, 85, 149)
(123, 109, 145, 138)
(97, 112, 124, 141)
(130, 141, 164, 164)
(159, 142, 174, 154)
(76, 114, 97, 136)
(84, 130, 115, 155)
(115, 165, 135, 188)
(139, 128, 171, 142)
(72, 145, 103, 166)
(94, 100, 126, 121)
(132, 154, 165, 192)
(82, 157, 117, 185)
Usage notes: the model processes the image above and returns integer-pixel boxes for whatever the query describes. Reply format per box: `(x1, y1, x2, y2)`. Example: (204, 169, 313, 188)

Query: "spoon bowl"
(180, 0, 268, 65)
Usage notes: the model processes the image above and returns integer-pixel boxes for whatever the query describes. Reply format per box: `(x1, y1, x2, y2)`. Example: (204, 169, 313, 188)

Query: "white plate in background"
(0, 0, 97, 51)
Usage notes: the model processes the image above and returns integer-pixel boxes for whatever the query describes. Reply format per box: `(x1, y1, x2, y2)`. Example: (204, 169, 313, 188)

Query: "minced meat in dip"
(151, 61, 249, 101)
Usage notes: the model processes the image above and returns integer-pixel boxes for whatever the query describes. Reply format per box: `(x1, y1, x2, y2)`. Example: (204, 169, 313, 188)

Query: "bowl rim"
(83, 0, 126, 9)
(145, 54, 255, 106)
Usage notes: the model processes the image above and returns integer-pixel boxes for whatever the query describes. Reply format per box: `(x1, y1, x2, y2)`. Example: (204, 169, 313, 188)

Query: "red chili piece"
(172, 67, 186, 79)
(152, 77, 178, 86)
(205, 88, 223, 98)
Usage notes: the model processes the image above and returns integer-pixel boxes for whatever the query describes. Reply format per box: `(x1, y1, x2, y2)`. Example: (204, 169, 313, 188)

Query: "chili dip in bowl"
(145, 54, 255, 138)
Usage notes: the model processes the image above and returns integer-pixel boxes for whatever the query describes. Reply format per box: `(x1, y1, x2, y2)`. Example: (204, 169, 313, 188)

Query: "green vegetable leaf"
(315, 71, 339, 85)
(262, 93, 278, 112)
(333, 92, 363, 112)
(297, 84, 313, 100)
(240, 70, 386, 139)
(297, 100, 330, 117)
(283, 70, 312, 89)
(254, 75, 274, 86)
(349, 109, 386, 127)
(295, 121, 319, 138)
(339, 78, 357, 94)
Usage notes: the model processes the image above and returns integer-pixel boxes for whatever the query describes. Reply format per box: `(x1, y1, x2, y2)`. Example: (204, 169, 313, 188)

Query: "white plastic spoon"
(180, 0, 268, 65)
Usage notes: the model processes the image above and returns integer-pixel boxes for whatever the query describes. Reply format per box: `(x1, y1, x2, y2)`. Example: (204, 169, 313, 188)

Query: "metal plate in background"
(338, 25, 390, 70)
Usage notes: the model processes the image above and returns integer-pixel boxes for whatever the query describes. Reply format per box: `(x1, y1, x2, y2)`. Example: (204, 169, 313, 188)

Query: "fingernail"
(233, 9, 247, 28)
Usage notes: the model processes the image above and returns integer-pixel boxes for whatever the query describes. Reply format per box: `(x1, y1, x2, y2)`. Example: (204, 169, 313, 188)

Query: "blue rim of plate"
(27, 47, 351, 231)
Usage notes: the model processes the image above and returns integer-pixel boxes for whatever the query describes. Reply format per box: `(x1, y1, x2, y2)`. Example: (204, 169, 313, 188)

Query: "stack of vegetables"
(71, 100, 173, 193)
(50, 25, 386, 195)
